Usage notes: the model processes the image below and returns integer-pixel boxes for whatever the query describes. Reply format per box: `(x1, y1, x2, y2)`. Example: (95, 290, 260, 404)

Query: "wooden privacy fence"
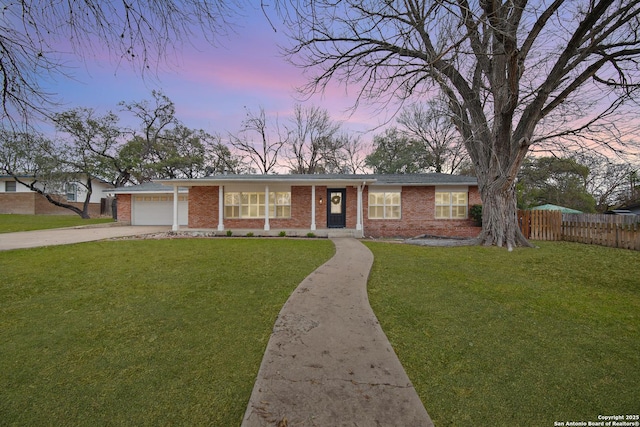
(518, 210, 562, 241)
(518, 210, 640, 250)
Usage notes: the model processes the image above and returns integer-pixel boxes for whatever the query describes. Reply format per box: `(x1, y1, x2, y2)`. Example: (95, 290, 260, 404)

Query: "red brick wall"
(315, 186, 327, 229)
(117, 194, 131, 223)
(345, 186, 358, 229)
(121, 183, 481, 237)
(469, 186, 482, 205)
(270, 185, 314, 229)
(189, 186, 219, 228)
(363, 186, 482, 238)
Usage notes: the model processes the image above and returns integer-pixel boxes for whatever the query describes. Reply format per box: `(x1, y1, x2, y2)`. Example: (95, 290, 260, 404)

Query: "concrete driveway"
(0, 225, 170, 251)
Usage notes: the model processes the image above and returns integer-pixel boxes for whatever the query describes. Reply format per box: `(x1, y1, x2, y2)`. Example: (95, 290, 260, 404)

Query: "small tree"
(517, 157, 597, 213)
(0, 108, 118, 219)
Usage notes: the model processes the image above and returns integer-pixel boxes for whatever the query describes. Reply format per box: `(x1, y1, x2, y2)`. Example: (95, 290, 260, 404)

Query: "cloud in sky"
(41, 4, 385, 141)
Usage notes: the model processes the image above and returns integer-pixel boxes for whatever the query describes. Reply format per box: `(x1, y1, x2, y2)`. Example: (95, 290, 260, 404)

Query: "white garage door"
(132, 194, 188, 226)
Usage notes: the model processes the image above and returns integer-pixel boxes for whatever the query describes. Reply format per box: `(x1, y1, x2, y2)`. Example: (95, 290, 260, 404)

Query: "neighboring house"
(0, 175, 114, 217)
(111, 174, 481, 238)
(531, 204, 583, 214)
(607, 202, 640, 216)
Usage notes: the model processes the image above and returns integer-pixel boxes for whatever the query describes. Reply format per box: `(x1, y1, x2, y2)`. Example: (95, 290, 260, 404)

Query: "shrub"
(278, 231, 286, 237)
(226, 230, 233, 237)
(470, 204, 483, 226)
(306, 232, 316, 238)
(246, 232, 254, 237)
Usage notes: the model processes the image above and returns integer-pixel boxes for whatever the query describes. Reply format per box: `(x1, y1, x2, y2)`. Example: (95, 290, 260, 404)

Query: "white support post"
(264, 185, 270, 231)
(217, 185, 225, 231)
(311, 185, 317, 231)
(356, 184, 363, 232)
(172, 186, 179, 231)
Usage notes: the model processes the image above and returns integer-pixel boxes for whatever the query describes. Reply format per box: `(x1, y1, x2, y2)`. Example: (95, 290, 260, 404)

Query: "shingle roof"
(110, 173, 477, 193)
(155, 173, 478, 186)
(106, 182, 187, 194)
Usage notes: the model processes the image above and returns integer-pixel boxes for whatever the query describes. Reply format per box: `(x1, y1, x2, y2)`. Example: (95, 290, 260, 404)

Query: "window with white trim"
(65, 183, 77, 202)
(5, 181, 16, 192)
(368, 191, 401, 219)
(224, 192, 291, 219)
(435, 192, 468, 219)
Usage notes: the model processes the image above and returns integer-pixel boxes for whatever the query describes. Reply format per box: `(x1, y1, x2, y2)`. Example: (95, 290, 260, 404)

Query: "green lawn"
(365, 241, 640, 427)
(2, 238, 638, 426)
(0, 239, 334, 426)
(0, 214, 114, 233)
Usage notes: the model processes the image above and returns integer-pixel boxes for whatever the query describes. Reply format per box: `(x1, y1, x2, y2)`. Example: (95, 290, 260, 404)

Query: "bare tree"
(334, 132, 368, 174)
(203, 133, 248, 175)
(1, 0, 242, 128)
(283, 0, 640, 249)
(573, 153, 640, 211)
(229, 107, 287, 174)
(286, 104, 341, 174)
(397, 98, 467, 174)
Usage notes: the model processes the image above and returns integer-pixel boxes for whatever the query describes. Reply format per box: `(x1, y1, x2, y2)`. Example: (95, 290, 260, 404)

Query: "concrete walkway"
(242, 238, 433, 427)
(0, 225, 170, 251)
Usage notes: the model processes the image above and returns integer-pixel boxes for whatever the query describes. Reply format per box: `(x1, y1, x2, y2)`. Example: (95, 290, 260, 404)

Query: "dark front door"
(327, 188, 346, 228)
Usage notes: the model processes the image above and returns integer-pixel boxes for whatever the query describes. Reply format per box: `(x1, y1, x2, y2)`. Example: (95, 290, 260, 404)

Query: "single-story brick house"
(0, 175, 114, 217)
(111, 174, 482, 238)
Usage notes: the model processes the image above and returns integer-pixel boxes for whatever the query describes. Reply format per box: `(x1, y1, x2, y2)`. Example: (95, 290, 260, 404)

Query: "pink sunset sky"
(42, 4, 388, 143)
(35, 3, 639, 166)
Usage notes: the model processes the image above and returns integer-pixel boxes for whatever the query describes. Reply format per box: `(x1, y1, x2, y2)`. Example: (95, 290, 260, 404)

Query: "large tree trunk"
(476, 178, 533, 250)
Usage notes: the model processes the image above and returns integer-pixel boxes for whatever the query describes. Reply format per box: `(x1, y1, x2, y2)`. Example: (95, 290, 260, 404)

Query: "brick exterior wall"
(116, 183, 481, 238)
(0, 193, 35, 214)
(189, 186, 219, 228)
(0, 193, 102, 217)
(116, 194, 131, 223)
(362, 186, 482, 238)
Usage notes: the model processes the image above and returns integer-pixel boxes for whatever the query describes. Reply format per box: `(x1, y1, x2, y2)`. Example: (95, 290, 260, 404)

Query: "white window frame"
(5, 181, 17, 192)
(65, 183, 77, 202)
(368, 190, 401, 219)
(224, 191, 291, 219)
(435, 191, 468, 219)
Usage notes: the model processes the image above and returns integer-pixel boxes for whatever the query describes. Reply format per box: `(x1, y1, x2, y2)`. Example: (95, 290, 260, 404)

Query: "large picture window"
(224, 192, 291, 219)
(435, 192, 468, 219)
(368, 191, 401, 219)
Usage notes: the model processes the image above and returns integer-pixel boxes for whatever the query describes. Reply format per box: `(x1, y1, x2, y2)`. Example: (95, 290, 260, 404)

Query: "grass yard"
(365, 241, 640, 427)
(0, 214, 114, 233)
(0, 239, 334, 426)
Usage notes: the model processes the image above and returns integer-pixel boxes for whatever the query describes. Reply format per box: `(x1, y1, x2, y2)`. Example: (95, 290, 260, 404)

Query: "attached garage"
(131, 194, 188, 226)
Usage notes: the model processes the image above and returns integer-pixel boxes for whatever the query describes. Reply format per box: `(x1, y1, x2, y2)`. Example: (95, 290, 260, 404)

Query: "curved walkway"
(242, 238, 433, 427)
